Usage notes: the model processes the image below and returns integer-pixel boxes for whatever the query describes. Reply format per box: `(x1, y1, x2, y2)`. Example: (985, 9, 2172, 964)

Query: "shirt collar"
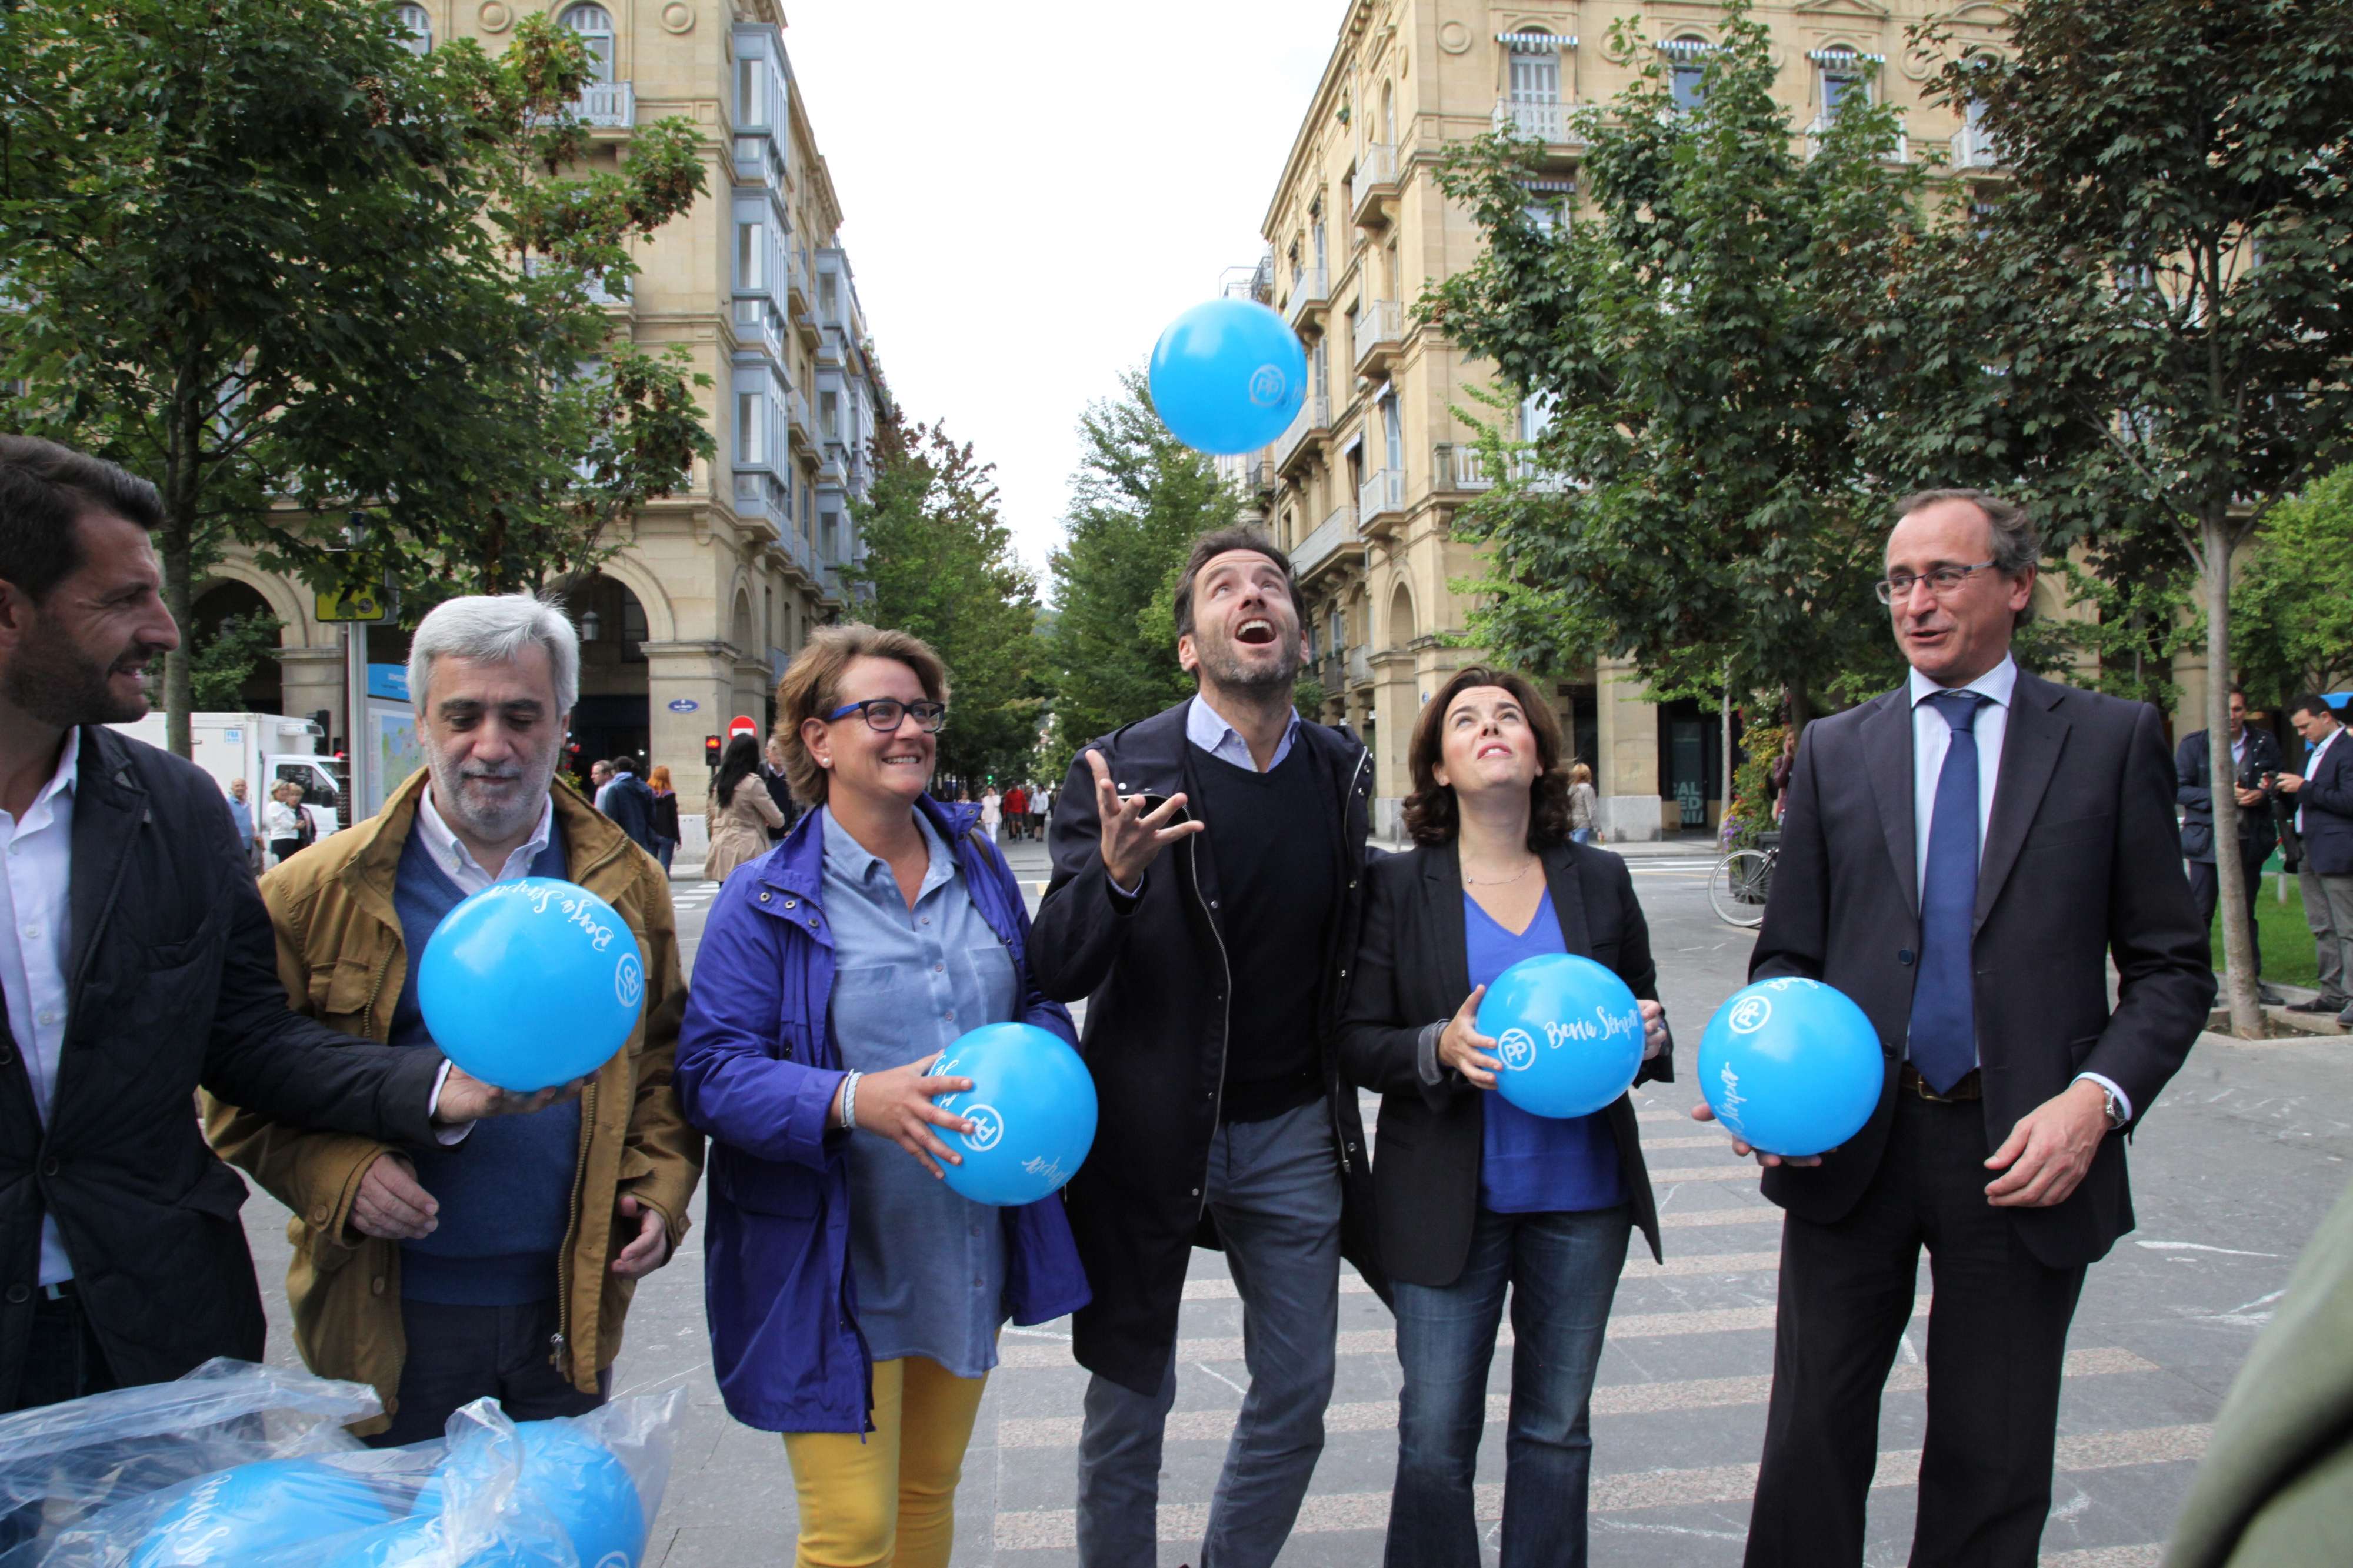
(9, 728, 81, 832)
(1186, 693, 1301, 755)
(1908, 655, 2017, 712)
(820, 803, 955, 895)
(416, 784, 554, 883)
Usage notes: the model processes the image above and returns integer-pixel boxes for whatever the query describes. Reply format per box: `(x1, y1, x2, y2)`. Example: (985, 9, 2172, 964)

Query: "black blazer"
(2175, 725, 2282, 863)
(2291, 727, 2353, 877)
(1337, 839, 1672, 1289)
(1752, 669, 2214, 1269)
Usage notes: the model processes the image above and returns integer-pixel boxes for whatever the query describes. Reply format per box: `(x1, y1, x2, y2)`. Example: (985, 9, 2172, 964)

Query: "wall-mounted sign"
(729, 715, 759, 739)
(666, 698, 700, 713)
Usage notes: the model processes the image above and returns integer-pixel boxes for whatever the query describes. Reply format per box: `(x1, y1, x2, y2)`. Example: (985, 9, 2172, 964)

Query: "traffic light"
(705, 735, 722, 770)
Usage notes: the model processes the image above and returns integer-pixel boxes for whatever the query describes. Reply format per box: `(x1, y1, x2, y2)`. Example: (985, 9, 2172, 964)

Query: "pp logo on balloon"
(960, 1103, 1005, 1152)
(1248, 365, 1289, 407)
(1496, 1027, 1537, 1072)
(1727, 996, 1771, 1035)
(615, 952, 644, 1010)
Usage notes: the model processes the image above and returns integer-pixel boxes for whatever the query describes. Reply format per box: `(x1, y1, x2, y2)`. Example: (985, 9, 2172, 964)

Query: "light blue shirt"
(1187, 693, 1301, 774)
(821, 806, 1021, 1377)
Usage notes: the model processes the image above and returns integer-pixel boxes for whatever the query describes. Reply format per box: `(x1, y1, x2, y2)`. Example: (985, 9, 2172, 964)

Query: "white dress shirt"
(2298, 728, 2341, 835)
(0, 731, 82, 1286)
(415, 788, 556, 895)
(1905, 658, 2132, 1120)
(1186, 693, 1301, 774)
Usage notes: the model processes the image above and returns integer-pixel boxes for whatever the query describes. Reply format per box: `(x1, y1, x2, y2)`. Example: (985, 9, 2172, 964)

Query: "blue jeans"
(1075, 1099, 1342, 1568)
(1386, 1204, 1632, 1568)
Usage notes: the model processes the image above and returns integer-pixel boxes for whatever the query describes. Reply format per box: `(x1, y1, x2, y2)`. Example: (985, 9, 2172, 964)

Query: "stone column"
(1594, 656, 1665, 842)
(643, 640, 742, 836)
(278, 646, 346, 738)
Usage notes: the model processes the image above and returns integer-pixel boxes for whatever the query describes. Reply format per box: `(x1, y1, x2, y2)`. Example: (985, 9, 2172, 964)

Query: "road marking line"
(2039, 1548, 2165, 1567)
(991, 1421, 2204, 1548)
(1175, 1249, 1785, 1303)
(994, 1347, 2157, 1450)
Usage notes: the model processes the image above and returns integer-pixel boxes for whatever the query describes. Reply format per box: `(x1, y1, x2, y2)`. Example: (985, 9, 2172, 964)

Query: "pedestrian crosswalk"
(956, 1092, 2204, 1566)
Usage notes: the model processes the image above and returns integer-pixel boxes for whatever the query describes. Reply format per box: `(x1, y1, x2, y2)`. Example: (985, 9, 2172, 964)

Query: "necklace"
(1462, 860, 1536, 886)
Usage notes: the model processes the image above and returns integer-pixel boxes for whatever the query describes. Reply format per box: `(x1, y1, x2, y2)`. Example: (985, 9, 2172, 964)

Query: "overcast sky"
(782, 1, 1339, 586)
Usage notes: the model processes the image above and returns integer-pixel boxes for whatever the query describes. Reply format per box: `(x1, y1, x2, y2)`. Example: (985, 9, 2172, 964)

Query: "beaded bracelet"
(839, 1069, 862, 1131)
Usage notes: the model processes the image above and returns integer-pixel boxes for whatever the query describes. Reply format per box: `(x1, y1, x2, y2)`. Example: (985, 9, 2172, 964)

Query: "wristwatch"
(2092, 1080, 2127, 1131)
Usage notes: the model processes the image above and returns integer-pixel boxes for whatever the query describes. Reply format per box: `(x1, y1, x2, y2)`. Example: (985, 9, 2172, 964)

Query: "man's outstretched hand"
(434, 1066, 588, 1126)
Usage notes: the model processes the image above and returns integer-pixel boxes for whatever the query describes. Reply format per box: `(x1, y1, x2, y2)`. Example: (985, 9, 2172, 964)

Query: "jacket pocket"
(177, 1159, 251, 1221)
(712, 1145, 819, 1218)
(2026, 813, 2114, 852)
(305, 959, 380, 1030)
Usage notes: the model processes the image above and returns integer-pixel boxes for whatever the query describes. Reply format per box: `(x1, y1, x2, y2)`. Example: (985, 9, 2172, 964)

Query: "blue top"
(1465, 889, 1624, 1215)
(389, 820, 583, 1305)
(821, 806, 1021, 1379)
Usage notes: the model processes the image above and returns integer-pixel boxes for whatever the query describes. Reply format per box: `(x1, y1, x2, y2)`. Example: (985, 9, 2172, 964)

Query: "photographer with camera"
(2177, 686, 2287, 1006)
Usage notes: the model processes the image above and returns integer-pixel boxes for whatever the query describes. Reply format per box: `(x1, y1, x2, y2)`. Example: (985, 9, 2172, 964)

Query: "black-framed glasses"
(1876, 561, 1997, 604)
(825, 697, 948, 733)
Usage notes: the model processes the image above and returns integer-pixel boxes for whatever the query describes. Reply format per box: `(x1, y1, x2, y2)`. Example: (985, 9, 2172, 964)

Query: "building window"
(560, 5, 616, 84)
(1818, 59, 1871, 121)
(1520, 392, 1555, 443)
(620, 593, 648, 644)
(820, 391, 839, 438)
(737, 221, 765, 292)
(737, 56, 768, 125)
(1508, 46, 1562, 111)
(394, 4, 431, 55)
(738, 392, 766, 465)
(818, 272, 838, 317)
(1665, 38, 1710, 111)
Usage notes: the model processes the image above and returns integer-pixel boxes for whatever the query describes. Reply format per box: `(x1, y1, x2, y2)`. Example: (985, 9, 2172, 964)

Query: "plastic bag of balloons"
(1, 1357, 685, 1568)
(0, 1357, 382, 1566)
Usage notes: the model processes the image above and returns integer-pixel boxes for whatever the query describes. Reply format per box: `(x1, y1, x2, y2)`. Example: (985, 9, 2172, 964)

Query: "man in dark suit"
(2176, 686, 2285, 1005)
(2274, 695, 2353, 1026)
(1702, 489, 2214, 1567)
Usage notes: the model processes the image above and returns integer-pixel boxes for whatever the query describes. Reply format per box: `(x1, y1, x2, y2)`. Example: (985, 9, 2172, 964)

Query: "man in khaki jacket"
(206, 593, 702, 1443)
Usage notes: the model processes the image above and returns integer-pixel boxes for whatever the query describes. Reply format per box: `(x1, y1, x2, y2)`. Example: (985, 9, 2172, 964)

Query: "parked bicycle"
(1709, 832, 1779, 928)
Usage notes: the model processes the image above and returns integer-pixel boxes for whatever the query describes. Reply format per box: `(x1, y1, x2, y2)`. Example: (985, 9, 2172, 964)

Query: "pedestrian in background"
(225, 775, 259, 873)
(265, 778, 310, 868)
(1714, 489, 2211, 1568)
(2177, 686, 2285, 1005)
(676, 623, 1085, 1568)
(2274, 695, 2353, 1025)
(704, 735, 784, 886)
(761, 734, 798, 839)
(589, 758, 613, 796)
(1340, 666, 1672, 1568)
(1566, 760, 1598, 845)
(647, 763, 681, 874)
(1033, 526, 1385, 1568)
(1003, 782, 1029, 842)
(1035, 782, 1054, 838)
(596, 752, 662, 860)
(208, 593, 699, 1445)
(979, 783, 1002, 842)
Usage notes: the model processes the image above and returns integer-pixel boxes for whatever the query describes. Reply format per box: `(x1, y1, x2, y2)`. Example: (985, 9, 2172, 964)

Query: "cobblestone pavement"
(239, 836, 2353, 1566)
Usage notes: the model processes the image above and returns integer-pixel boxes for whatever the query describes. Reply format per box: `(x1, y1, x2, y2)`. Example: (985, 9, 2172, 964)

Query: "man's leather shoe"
(2258, 984, 2287, 1005)
(2287, 997, 2345, 1014)
(2338, 1006, 2353, 1029)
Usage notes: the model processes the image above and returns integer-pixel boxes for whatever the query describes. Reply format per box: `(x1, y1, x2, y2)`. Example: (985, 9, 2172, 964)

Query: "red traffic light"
(704, 735, 722, 767)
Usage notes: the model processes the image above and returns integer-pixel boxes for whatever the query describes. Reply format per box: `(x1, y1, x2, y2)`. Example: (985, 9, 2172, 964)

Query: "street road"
(240, 838, 2353, 1567)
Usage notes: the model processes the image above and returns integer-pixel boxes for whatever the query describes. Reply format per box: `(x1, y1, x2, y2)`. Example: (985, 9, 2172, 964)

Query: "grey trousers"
(1075, 1099, 1343, 1568)
(2299, 865, 2353, 1005)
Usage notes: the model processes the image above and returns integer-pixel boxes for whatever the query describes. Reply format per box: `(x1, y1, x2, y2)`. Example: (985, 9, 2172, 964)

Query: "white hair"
(407, 593, 580, 715)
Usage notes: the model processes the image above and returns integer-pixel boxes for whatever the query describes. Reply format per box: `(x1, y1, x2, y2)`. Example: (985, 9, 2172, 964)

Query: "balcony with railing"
(732, 469, 786, 544)
(1283, 263, 1329, 329)
(1357, 467, 1404, 531)
(572, 82, 635, 129)
(1950, 124, 2001, 171)
(1351, 143, 1401, 229)
(524, 256, 631, 309)
(785, 245, 811, 323)
(1805, 114, 1908, 163)
(1215, 451, 1274, 495)
(1353, 299, 1404, 379)
(1443, 443, 1575, 493)
(1345, 646, 1374, 688)
(1273, 391, 1332, 476)
(732, 129, 785, 189)
(786, 388, 814, 455)
(819, 441, 848, 483)
(1492, 97, 1584, 154)
(1291, 503, 1359, 582)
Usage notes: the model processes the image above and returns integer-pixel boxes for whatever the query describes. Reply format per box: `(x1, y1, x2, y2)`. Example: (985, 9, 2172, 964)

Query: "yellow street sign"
(315, 588, 386, 623)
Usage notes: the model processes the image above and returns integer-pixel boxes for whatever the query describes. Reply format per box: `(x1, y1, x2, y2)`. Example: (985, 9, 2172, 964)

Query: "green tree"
(187, 610, 284, 711)
(2230, 465, 2353, 705)
(1877, 0, 2353, 1036)
(0, 1, 711, 756)
(1044, 371, 1237, 777)
(1427, 0, 1925, 726)
(852, 415, 1045, 785)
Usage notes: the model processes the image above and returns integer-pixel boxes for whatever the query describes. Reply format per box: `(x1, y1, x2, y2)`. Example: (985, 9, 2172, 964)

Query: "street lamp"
(579, 608, 603, 643)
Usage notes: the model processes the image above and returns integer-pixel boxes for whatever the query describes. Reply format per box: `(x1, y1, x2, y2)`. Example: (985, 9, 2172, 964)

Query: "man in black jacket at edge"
(1034, 525, 1385, 1568)
(0, 437, 561, 1425)
(2175, 685, 2285, 1005)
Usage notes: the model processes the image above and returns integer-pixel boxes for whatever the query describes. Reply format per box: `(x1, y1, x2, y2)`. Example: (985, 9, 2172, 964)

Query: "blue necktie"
(1909, 690, 1988, 1094)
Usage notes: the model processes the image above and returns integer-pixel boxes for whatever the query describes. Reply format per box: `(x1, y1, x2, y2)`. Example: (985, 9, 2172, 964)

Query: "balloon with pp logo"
(1147, 298, 1308, 455)
(418, 876, 646, 1092)
(134, 1457, 393, 1567)
(1474, 954, 1646, 1119)
(928, 1022, 1098, 1206)
(390, 1419, 646, 1568)
(1698, 977, 1884, 1158)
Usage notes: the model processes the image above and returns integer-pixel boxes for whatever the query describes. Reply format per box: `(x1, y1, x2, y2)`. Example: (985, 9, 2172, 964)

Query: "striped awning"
(1807, 48, 1887, 64)
(1497, 31, 1577, 50)
(1521, 177, 1578, 194)
(1655, 38, 1716, 56)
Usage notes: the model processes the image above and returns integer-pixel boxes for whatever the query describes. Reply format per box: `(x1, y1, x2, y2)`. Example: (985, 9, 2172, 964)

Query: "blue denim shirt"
(821, 807, 1019, 1377)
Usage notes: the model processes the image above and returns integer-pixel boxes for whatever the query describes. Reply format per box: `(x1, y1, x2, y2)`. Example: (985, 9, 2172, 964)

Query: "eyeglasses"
(826, 697, 948, 733)
(1876, 561, 1997, 604)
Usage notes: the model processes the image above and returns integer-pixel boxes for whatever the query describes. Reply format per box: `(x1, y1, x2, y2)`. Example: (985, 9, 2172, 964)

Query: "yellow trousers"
(782, 1356, 990, 1568)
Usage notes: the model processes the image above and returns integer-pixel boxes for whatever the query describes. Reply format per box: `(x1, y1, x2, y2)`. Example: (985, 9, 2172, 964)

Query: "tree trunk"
(2206, 515, 2261, 1039)
(1785, 683, 1813, 734)
(1721, 665, 1734, 832)
(161, 519, 196, 758)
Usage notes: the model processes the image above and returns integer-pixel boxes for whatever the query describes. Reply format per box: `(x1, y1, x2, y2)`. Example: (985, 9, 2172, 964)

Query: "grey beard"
(1196, 636, 1302, 693)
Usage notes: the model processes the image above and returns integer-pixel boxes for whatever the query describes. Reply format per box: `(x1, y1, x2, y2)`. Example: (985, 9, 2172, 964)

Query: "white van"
(110, 711, 345, 843)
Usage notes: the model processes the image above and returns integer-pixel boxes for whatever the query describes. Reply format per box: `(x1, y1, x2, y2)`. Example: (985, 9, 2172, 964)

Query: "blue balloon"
(928, 1023, 1099, 1206)
(1148, 298, 1308, 455)
(1698, 977, 1885, 1157)
(134, 1457, 393, 1567)
(318, 1516, 569, 1568)
(418, 876, 646, 1092)
(1474, 955, 1646, 1119)
(399, 1420, 646, 1568)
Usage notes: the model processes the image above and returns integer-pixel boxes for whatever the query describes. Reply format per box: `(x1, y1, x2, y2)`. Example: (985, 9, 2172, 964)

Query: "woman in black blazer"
(1340, 665, 1673, 1568)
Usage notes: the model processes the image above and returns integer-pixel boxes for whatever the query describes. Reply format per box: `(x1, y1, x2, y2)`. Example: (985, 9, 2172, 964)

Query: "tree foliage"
(852, 415, 1045, 786)
(1043, 371, 1237, 777)
(188, 610, 284, 711)
(0, 0, 712, 753)
(2231, 465, 2353, 705)
(1427, 0, 1924, 722)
